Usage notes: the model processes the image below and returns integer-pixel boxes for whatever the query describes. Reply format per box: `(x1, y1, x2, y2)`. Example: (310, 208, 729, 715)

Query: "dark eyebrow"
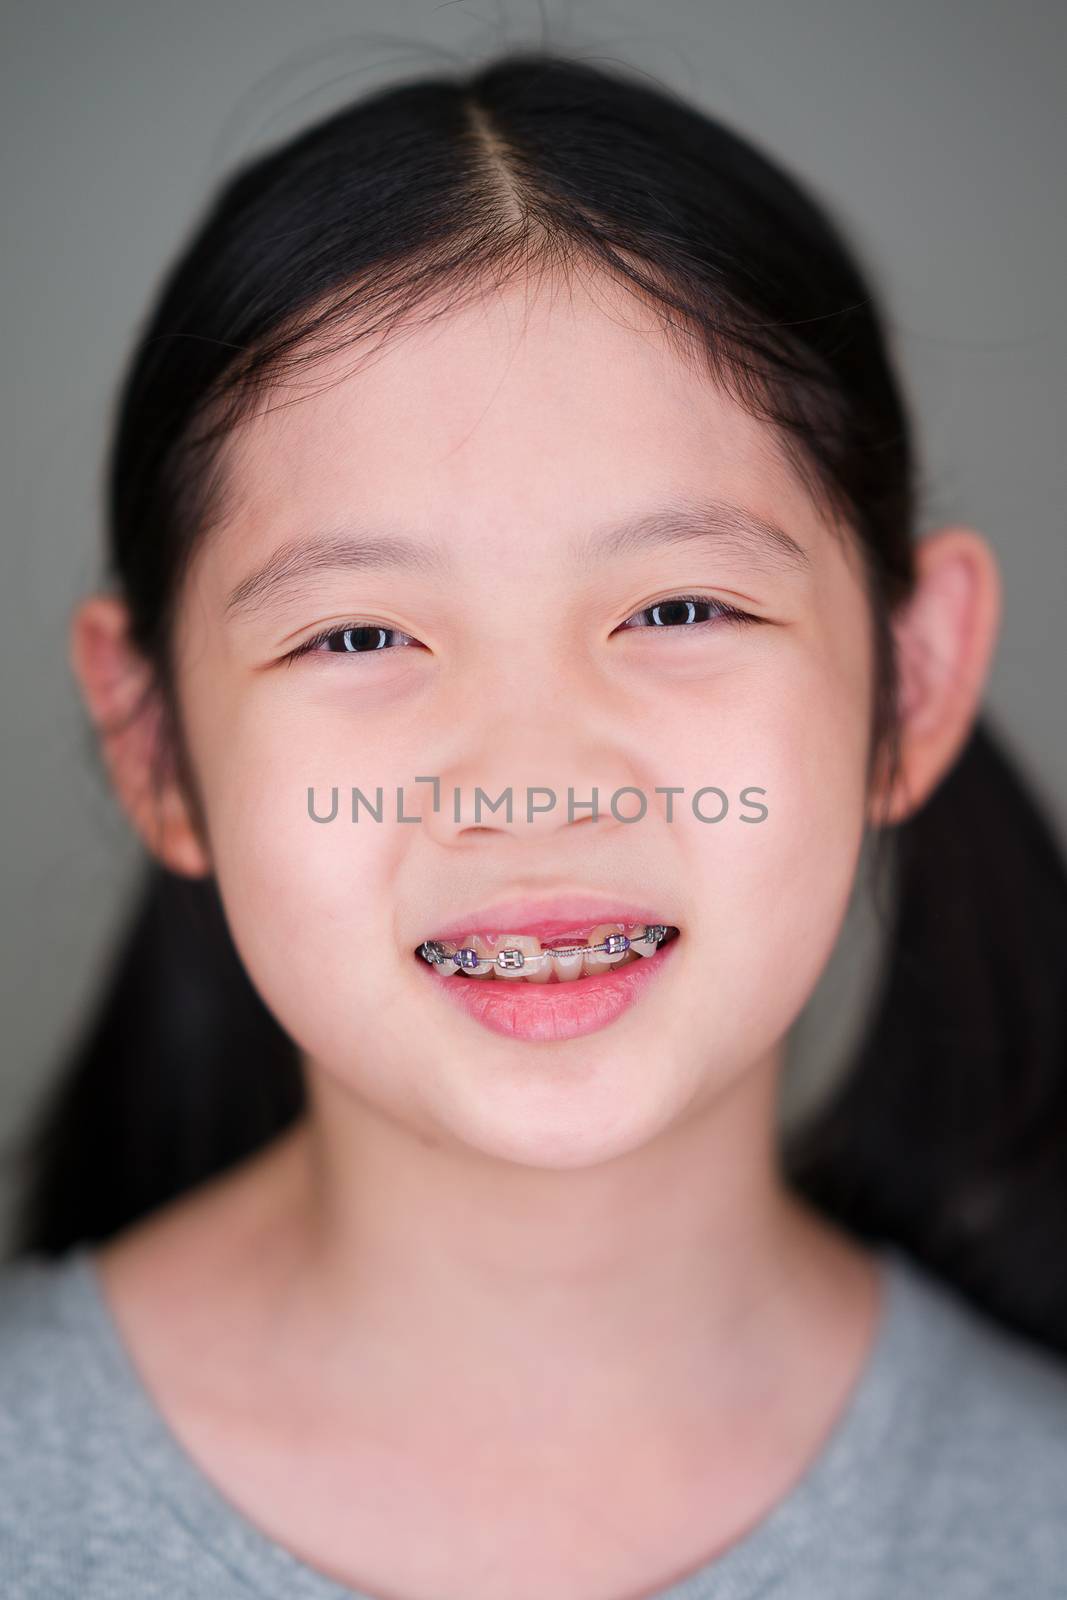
(226, 494, 810, 621)
(570, 494, 811, 574)
(224, 529, 452, 621)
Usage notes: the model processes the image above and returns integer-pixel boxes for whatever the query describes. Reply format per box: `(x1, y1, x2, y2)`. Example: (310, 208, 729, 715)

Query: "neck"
(214, 1050, 877, 1446)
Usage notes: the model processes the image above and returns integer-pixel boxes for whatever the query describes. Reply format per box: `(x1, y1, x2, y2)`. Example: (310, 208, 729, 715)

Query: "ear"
(68, 593, 212, 877)
(869, 525, 1003, 827)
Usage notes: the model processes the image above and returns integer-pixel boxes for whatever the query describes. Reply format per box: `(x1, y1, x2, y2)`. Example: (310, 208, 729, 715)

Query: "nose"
(415, 697, 649, 851)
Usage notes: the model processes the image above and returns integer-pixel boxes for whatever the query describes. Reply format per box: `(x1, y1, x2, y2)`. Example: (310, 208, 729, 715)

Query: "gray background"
(1, 0, 1064, 1247)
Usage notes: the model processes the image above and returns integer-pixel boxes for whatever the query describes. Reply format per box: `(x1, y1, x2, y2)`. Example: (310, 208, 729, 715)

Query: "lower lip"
(415, 939, 680, 1042)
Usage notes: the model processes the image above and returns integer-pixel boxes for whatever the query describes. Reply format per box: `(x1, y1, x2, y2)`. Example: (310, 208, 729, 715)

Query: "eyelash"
(282, 593, 758, 663)
(618, 594, 757, 632)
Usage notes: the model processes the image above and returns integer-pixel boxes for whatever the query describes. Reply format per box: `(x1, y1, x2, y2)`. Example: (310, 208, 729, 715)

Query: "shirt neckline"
(59, 1237, 916, 1600)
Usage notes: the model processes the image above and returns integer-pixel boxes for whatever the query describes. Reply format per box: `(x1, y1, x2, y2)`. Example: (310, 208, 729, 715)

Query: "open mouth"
(416, 923, 682, 983)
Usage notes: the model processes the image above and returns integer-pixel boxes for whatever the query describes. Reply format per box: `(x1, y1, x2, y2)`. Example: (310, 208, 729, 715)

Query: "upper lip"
(419, 892, 680, 946)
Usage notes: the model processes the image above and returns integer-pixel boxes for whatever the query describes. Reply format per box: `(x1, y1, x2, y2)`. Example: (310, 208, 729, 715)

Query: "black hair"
(5, 47, 1067, 1357)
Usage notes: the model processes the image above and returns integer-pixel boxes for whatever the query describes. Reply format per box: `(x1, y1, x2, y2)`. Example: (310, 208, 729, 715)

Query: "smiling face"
(160, 267, 876, 1167)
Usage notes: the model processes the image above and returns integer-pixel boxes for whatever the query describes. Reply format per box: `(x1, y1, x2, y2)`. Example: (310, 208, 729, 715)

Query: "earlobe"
(869, 525, 1002, 828)
(68, 593, 212, 878)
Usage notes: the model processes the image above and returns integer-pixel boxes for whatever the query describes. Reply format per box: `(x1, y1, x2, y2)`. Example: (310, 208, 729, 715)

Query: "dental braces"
(418, 924, 671, 973)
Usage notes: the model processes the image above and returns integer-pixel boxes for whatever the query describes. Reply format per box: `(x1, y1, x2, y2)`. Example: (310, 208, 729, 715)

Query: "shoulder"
(885, 1251, 1067, 1580)
(898, 1253, 1067, 1443)
(0, 1249, 117, 1590)
(0, 1242, 266, 1600)
(0, 1249, 91, 1451)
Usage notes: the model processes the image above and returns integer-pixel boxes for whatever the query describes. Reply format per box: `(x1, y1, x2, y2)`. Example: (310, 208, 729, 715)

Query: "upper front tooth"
(546, 945, 584, 981)
(490, 932, 546, 980)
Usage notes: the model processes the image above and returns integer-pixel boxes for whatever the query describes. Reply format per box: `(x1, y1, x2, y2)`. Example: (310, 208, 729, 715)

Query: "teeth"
(464, 933, 497, 978)
(583, 923, 630, 974)
(551, 947, 585, 982)
(419, 923, 674, 982)
(490, 933, 550, 982)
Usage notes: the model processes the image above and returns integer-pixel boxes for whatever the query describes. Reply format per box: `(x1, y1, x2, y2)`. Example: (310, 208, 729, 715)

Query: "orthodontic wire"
(418, 925, 670, 972)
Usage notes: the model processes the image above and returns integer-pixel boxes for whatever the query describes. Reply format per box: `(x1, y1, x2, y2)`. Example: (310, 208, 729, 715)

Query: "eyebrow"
(224, 529, 450, 621)
(224, 495, 810, 621)
(569, 494, 811, 574)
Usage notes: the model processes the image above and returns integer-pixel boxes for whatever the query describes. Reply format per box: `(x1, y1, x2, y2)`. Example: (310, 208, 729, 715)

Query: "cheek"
(638, 625, 873, 1046)
(718, 642, 872, 1040)
(182, 688, 412, 1059)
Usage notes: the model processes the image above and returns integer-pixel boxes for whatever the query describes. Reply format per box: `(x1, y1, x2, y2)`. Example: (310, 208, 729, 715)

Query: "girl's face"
(170, 270, 875, 1168)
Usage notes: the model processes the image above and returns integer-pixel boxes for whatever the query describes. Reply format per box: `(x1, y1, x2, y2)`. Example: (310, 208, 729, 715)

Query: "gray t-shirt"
(1, 1238, 1066, 1598)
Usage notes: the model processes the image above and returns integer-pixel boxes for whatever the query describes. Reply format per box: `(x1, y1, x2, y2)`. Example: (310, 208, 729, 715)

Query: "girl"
(3, 46, 1067, 1600)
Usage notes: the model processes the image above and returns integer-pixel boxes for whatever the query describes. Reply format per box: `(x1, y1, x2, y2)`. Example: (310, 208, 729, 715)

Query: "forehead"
(203, 268, 829, 577)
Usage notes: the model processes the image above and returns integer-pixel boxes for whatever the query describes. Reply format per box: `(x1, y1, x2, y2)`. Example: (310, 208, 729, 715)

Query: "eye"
(616, 593, 757, 631)
(283, 621, 420, 664)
